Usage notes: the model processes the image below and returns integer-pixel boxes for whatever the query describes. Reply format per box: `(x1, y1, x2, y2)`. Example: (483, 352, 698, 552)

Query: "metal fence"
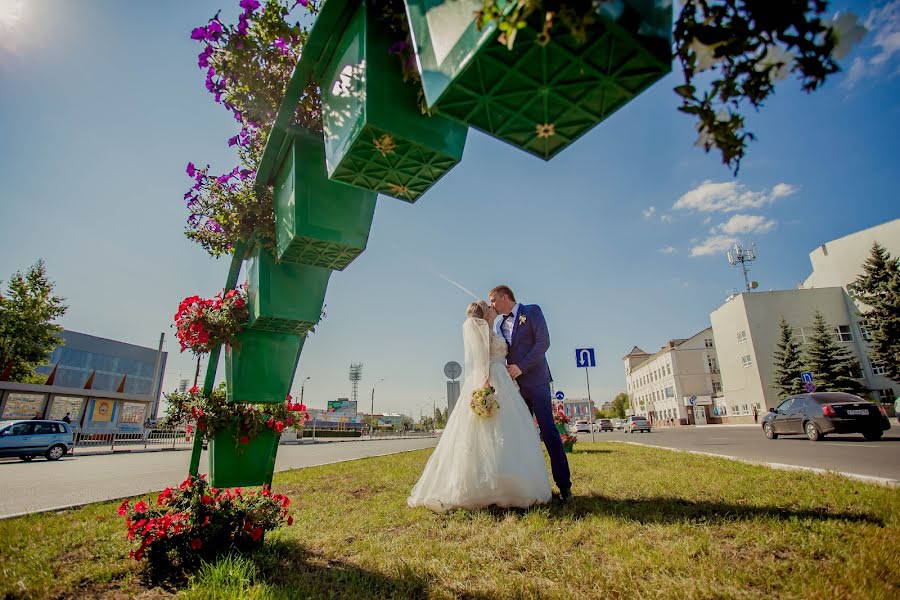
(73, 428, 193, 452)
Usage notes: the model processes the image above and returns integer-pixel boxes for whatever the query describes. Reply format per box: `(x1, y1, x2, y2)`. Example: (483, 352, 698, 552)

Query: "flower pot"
(246, 246, 331, 335)
(556, 423, 567, 435)
(322, 2, 467, 202)
(563, 443, 574, 453)
(209, 425, 279, 488)
(404, 0, 672, 159)
(273, 127, 378, 270)
(225, 329, 304, 404)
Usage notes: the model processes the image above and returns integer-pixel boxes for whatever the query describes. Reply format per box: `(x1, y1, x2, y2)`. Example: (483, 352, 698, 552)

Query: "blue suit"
(500, 304, 571, 492)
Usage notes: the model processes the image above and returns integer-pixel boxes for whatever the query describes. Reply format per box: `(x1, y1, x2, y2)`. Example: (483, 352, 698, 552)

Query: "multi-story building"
(711, 219, 900, 422)
(622, 327, 722, 425)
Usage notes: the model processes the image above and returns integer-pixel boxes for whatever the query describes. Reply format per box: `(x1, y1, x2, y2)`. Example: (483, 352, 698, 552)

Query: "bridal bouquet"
(470, 386, 499, 418)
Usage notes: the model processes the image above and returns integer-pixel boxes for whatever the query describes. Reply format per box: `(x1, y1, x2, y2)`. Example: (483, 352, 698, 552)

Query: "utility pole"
(370, 378, 384, 437)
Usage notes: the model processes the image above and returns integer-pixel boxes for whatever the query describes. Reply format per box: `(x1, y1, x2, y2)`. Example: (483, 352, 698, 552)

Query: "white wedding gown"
(407, 317, 552, 511)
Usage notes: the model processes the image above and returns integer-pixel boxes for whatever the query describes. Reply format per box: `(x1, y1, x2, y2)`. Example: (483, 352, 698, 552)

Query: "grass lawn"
(1, 441, 898, 599)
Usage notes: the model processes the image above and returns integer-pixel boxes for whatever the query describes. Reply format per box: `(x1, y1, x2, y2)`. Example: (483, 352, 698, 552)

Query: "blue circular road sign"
(555, 391, 565, 401)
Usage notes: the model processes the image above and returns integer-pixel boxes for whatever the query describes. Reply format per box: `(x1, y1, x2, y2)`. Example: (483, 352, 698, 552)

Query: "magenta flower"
(217, 173, 231, 185)
(206, 20, 224, 41)
(273, 37, 286, 49)
(295, 0, 309, 7)
(191, 26, 207, 40)
(183, 191, 193, 200)
(197, 46, 214, 68)
(186, 162, 197, 177)
(239, 0, 260, 12)
(228, 135, 239, 147)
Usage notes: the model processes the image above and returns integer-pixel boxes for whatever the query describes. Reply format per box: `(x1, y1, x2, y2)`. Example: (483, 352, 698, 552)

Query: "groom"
(489, 285, 572, 502)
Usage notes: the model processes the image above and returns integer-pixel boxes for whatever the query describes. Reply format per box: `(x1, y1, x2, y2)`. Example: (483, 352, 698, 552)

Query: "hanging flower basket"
(225, 329, 304, 404)
(273, 127, 378, 271)
(209, 425, 279, 488)
(245, 245, 330, 336)
(321, 1, 467, 202)
(404, 0, 672, 159)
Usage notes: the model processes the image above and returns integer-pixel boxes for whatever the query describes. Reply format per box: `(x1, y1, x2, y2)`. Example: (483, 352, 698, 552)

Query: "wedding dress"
(407, 317, 552, 511)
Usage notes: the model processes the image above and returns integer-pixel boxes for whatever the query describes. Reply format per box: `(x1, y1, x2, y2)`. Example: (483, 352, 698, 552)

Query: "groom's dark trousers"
(505, 304, 571, 492)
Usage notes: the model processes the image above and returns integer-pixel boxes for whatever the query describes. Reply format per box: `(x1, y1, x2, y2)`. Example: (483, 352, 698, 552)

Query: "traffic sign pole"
(585, 367, 595, 442)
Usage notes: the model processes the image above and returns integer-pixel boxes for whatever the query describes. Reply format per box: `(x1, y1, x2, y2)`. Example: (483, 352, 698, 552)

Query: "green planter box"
(322, 1, 467, 202)
(556, 423, 567, 435)
(563, 443, 574, 454)
(274, 127, 377, 270)
(246, 246, 331, 335)
(209, 426, 279, 488)
(404, 0, 672, 159)
(225, 329, 304, 404)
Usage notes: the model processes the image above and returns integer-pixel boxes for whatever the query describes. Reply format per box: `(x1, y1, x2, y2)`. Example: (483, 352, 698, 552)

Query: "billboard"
(326, 399, 357, 418)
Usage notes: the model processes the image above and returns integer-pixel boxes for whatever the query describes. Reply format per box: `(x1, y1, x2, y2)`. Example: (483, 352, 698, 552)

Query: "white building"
(710, 219, 900, 422)
(622, 327, 723, 426)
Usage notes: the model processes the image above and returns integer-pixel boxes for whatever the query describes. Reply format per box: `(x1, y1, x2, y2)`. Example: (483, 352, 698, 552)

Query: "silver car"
(0, 420, 75, 461)
(624, 416, 651, 433)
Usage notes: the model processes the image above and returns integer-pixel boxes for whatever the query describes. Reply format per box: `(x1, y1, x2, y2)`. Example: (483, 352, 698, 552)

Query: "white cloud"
(673, 180, 798, 213)
(690, 235, 736, 257)
(659, 246, 677, 254)
(642, 206, 657, 219)
(841, 1, 900, 88)
(660, 214, 674, 224)
(715, 214, 777, 235)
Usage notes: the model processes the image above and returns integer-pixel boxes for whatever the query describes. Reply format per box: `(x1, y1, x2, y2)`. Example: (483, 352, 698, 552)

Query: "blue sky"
(1, 0, 898, 417)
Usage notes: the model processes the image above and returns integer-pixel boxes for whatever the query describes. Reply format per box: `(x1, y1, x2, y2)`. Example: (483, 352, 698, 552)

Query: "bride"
(407, 300, 552, 511)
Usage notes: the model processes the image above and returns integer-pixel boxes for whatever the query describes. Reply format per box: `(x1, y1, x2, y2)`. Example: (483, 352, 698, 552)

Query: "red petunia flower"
(134, 501, 148, 514)
(117, 500, 129, 516)
(190, 538, 203, 550)
(250, 527, 263, 541)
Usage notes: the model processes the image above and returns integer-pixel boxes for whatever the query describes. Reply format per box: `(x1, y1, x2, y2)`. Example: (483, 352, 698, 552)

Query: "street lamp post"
(300, 376, 310, 406)
(370, 378, 384, 438)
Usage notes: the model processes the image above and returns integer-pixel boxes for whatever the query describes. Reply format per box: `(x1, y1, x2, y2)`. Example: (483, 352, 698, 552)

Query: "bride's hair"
(466, 300, 490, 320)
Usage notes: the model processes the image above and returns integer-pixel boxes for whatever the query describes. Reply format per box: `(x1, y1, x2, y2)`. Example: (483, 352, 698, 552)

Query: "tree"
(609, 393, 629, 419)
(0, 260, 68, 381)
(433, 407, 449, 429)
(772, 316, 805, 397)
(849, 243, 900, 383)
(803, 311, 864, 394)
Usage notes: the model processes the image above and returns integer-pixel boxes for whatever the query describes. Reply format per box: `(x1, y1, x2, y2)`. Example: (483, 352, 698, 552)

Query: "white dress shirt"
(499, 303, 520, 345)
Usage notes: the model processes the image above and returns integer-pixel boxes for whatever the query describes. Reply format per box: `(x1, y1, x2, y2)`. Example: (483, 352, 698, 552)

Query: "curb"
(612, 440, 899, 488)
(0, 440, 438, 521)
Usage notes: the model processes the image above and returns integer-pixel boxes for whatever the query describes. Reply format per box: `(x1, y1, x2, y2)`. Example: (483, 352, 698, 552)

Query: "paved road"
(0, 437, 438, 518)
(580, 425, 900, 483)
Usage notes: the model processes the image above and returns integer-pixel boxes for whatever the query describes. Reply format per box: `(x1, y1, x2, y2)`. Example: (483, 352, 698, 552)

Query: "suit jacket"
(498, 303, 552, 389)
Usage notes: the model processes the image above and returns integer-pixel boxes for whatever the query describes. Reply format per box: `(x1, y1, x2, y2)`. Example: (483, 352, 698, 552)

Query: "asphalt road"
(579, 424, 900, 483)
(0, 437, 438, 519)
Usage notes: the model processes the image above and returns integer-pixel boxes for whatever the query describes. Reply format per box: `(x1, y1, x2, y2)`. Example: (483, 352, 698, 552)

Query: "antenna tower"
(726, 242, 758, 292)
(348, 362, 363, 404)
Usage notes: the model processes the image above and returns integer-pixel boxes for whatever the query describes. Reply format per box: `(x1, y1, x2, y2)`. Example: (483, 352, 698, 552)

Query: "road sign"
(555, 391, 565, 401)
(804, 382, 816, 393)
(801, 371, 814, 384)
(443, 361, 462, 380)
(688, 395, 697, 406)
(576, 348, 596, 368)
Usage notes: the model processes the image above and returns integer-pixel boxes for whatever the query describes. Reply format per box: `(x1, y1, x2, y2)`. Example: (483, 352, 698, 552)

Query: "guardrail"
(73, 428, 193, 452)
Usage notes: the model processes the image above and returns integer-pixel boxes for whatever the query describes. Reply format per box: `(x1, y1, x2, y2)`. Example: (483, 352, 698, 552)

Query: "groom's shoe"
(558, 487, 574, 504)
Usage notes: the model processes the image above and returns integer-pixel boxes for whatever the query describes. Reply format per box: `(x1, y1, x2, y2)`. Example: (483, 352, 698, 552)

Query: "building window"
(707, 357, 719, 373)
(792, 327, 806, 344)
(705, 338, 714, 348)
(742, 404, 749, 414)
(667, 364, 672, 375)
(872, 362, 887, 376)
(833, 325, 853, 342)
(737, 331, 747, 343)
(731, 405, 740, 415)
(741, 355, 753, 368)
(858, 320, 873, 342)
(665, 386, 675, 398)
(712, 381, 723, 394)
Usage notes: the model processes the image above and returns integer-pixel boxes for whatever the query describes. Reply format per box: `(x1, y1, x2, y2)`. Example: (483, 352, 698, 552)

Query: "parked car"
(761, 392, 891, 441)
(624, 416, 651, 433)
(596, 419, 613, 432)
(0, 420, 74, 461)
(614, 419, 626, 430)
(574, 421, 591, 433)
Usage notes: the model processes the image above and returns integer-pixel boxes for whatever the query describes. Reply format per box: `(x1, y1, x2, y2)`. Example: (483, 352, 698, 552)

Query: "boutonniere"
(518, 314, 526, 326)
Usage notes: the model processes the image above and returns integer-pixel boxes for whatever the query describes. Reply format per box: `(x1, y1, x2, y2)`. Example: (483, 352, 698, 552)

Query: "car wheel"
(763, 422, 778, 439)
(20, 455, 34, 462)
(46, 444, 66, 461)
(804, 421, 821, 442)
(863, 430, 883, 441)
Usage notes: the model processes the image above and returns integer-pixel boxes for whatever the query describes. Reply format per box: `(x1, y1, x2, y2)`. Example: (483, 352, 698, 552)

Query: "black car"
(762, 392, 891, 441)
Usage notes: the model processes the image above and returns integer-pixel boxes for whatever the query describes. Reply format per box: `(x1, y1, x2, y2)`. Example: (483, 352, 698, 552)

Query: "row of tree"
(772, 242, 899, 397)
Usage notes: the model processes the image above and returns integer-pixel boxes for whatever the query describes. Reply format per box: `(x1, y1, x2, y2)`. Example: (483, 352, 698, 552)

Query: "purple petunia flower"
(190, 26, 207, 40)
(239, 168, 254, 180)
(228, 135, 239, 147)
(188, 214, 200, 226)
(186, 162, 197, 177)
(239, 0, 260, 12)
(197, 46, 214, 68)
(184, 191, 193, 200)
(206, 20, 224, 41)
(207, 220, 223, 233)
(237, 17, 249, 36)
(295, 0, 309, 7)
(273, 37, 286, 49)
(187, 199, 199, 210)
(217, 173, 231, 185)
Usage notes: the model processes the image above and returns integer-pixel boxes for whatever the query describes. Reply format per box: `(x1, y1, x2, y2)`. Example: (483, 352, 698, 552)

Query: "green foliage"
(772, 316, 805, 397)
(0, 260, 67, 382)
(609, 392, 629, 419)
(849, 243, 900, 383)
(803, 311, 865, 394)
